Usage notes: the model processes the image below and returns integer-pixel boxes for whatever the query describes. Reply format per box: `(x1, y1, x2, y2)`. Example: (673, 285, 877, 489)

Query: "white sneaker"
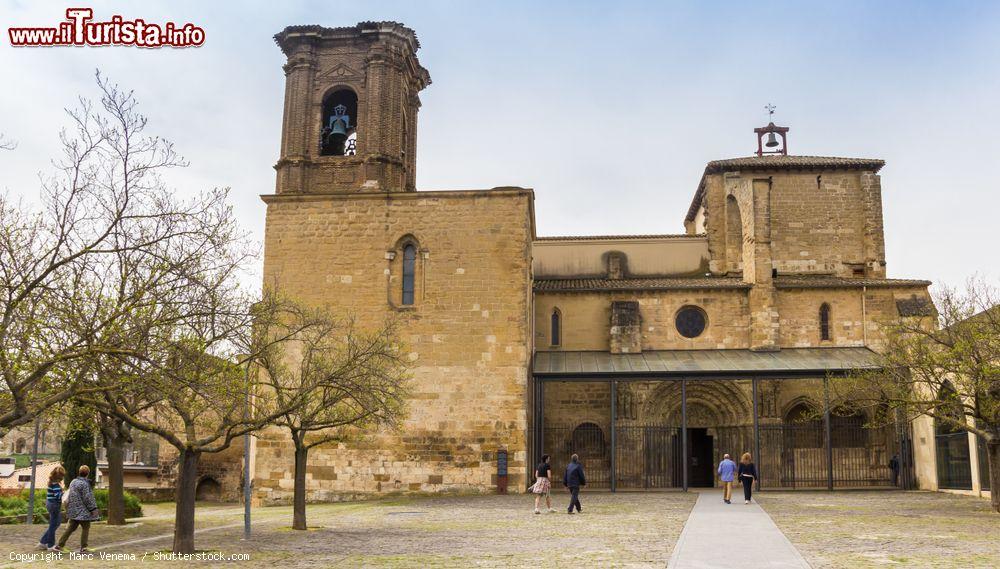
(534, 509, 540, 514)
(745, 500, 750, 504)
(548, 508, 555, 513)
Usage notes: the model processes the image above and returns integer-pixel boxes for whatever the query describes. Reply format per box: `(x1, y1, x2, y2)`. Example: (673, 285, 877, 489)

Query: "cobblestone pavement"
(1, 492, 697, 568)
(756, 490, 999, 568)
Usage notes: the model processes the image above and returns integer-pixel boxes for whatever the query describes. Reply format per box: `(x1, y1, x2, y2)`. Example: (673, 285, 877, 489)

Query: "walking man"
(717, 453, 737, 504)
(563, 453, 586, 514)
(889, 454, 900, 487)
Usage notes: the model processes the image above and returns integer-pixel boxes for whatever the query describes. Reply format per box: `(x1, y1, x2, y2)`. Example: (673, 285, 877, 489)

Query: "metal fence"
(544, 424, 611, 489)
(542, 420, 909, 490)
(936, 431, 973, 490)
(615, 425, 681, 489)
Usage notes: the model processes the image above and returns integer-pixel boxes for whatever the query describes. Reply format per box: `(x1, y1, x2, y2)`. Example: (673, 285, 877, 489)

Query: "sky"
(1, 0, 998, 291)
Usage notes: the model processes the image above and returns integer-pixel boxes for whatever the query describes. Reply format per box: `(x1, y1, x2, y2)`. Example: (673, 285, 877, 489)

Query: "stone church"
(245, 21, 949, 503)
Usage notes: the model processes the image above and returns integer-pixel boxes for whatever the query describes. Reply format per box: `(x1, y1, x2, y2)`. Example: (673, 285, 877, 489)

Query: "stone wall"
(256, 188, 534, 502)
(534, 289, 751, 351)
(154, 443, 245, 503)
(702, 170, 887, 279)
(775, 286, 929, 349)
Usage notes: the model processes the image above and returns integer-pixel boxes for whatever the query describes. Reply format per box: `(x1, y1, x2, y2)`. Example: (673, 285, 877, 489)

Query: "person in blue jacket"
(717, 454, 737, 504)
(563, 453, 586, 514)
(37, 466, 65, 551)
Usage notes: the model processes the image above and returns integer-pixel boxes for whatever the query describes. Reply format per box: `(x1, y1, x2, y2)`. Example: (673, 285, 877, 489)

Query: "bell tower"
(273, 22, 431, 193)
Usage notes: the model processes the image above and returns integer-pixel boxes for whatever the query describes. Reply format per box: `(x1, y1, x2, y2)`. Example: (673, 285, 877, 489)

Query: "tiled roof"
(704, 155, 885, 175)
(686, 155, 886, 222)
(535, 234, 703, 242)
(533, 277, 750, 292)
(896, 295, 936, 316)
(774, 276, 931, 289)
(0, 461, 63, 489)
(533, 276, 929, 292)
(534, 347, 881, 376)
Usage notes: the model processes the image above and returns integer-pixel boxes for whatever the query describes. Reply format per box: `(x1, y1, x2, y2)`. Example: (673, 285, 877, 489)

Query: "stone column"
(726, 176, 778, 351)
(276, 45, 315, 194)
(860, 172, 887, 278)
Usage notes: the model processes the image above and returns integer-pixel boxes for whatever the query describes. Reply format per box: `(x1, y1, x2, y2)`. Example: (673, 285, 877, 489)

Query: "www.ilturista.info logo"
(8, 8, 205, 47)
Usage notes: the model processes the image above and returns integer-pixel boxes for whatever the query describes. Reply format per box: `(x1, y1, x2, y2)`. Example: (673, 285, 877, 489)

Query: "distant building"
(0, 460, 62, 491)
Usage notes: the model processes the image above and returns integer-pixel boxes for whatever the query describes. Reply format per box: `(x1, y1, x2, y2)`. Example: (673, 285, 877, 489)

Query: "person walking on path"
(738, 452, 758, 504)
(55, 465, 100, 553)
(37, 466, 65, 551)
(531, 454, 555, 514)
(889, 454, 900, 487)
(717, 454, 737, 504)
(563, 453, 586, 514)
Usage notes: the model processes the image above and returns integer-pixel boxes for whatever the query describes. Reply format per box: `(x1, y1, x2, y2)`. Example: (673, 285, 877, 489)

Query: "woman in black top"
(738, 452, 758, 504)
(530, 454, 554, 513)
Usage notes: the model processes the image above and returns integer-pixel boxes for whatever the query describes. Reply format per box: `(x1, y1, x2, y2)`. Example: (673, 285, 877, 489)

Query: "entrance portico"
(533, 347, 914, 491)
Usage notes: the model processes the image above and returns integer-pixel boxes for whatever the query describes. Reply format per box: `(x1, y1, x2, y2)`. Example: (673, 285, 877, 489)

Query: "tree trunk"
(104, 431, 127, 525)
(173, 448, 201, 554)
(292, 443, 308, 530)
(988, 439, 999, 514)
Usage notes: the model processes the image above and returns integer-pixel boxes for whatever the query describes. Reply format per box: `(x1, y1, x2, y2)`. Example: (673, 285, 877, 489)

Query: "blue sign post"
(497, 448, 508, 494)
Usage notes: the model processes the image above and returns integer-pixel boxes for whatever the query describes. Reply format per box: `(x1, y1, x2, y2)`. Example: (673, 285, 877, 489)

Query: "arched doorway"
(195, 476, 222, 502)
(642, 380, 753, 488)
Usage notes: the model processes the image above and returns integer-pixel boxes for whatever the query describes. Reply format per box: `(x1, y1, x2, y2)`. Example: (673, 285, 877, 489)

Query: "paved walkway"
(668, 490, 811, 569)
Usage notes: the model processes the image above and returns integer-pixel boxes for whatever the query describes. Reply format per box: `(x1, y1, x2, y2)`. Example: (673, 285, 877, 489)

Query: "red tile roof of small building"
(533, 277, 750, 292)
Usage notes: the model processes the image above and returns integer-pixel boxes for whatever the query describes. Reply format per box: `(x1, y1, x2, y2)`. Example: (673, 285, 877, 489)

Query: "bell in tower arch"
(765, 131, 779, 148)
(321, 91, 358, 157)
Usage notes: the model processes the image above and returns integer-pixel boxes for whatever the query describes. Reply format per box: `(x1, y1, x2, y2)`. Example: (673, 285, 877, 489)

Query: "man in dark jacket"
(563, 453, 586, 514)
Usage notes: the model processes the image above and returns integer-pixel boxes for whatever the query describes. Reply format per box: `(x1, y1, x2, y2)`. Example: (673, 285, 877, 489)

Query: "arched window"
(550, 309, 561, 347)
(320, 89, 358, 156)
(783, 402, 822, 448)
(819, 303, 831, 341)
(571, 423, 606, 457)
(402, 244, 416, 305)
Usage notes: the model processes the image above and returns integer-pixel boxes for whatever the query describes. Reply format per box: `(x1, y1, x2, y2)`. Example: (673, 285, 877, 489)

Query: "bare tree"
(0, 133, 15, 151)
(833, 277, 1000, 512)
(84, 292, 318, 553)
(255, 310, 409, 530)
(0, 71, 235, 436)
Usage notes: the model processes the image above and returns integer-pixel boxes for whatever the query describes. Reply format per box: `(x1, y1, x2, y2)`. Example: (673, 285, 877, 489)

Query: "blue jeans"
(40, 501, 62, 547)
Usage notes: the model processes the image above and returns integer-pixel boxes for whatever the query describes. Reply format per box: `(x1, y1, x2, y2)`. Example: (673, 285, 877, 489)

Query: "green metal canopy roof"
(533, 347, 881, 378)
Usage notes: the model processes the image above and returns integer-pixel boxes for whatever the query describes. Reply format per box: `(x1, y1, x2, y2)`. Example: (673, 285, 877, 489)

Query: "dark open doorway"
(688, 428, 714, 487)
